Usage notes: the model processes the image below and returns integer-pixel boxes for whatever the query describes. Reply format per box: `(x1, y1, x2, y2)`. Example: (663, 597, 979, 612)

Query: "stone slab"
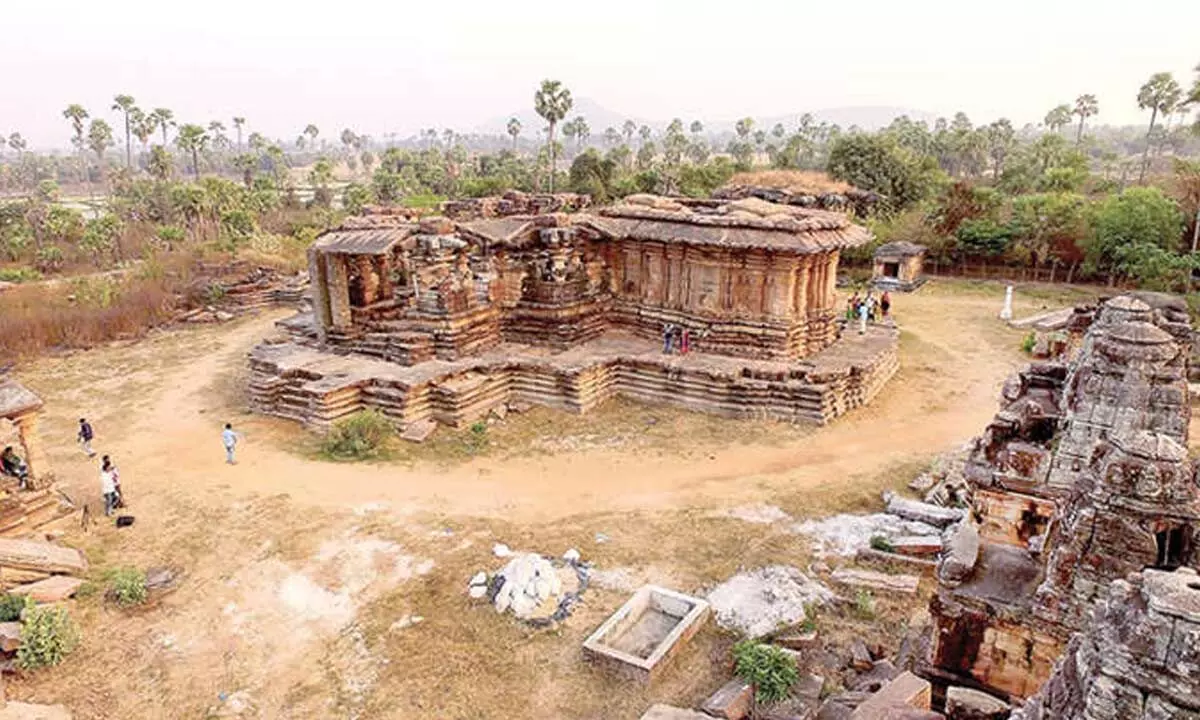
(701, 678, 753, 720)
(9, 575, 84, 603)
(890, 536, 943, 557)
(0, 621, 21, 652)
(945, 686, 1009, 720)
(399, 419, 436, 443)
(0, 703, 72, 720)
(850, 672, 932, 719)
(831, 569, 920, 595)
(639, 705, 711, 720)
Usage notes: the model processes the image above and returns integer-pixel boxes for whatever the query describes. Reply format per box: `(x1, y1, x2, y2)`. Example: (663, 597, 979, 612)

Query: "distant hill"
(475, 100, 936, 138)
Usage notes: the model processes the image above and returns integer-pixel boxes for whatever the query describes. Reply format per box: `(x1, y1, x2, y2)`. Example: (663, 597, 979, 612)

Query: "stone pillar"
(356, 255, 380, 305)
(794, 258, 810, 316)
(15, 412, 50, 489)
(326, 255, 352, 330)
(825, 252, 839, 310)
(309, 249, 332, 342)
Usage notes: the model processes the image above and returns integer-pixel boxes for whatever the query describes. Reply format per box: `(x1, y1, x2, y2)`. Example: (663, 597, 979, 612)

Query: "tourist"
(662, 323, 675, 354)
(681, 327, 691, 355)
(0, 446, 29, 489)
(78, 418, 96, 457)
(858, 298, 870, 335)
(846, 293, 860, 321)
(100, 455, 120, 517)
(222, 423, 240, 464)
(881, 291, 892, 318)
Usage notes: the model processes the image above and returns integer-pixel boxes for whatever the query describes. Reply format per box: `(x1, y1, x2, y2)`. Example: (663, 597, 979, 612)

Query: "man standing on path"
(78, 418, 96, 457)
(222, 423, 240, 465)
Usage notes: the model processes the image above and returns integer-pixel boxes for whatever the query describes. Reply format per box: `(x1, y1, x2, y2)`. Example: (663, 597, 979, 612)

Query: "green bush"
(0, 267, 42, 283)
(107, 566, 148, 607)
(852, 589, 877, 620)
(16, 605, 80, 670)
(0, 594, 31, 622)
(1021, 331, 1037, 354)
(733, 640, 799, 705)
(321, 410, 395, 460)
(869, 535, 895, 553)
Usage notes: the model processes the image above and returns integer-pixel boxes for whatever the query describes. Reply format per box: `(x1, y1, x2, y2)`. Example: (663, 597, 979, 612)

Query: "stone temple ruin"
(926, 293, 1200, 706)
(249, 193, 899, 430)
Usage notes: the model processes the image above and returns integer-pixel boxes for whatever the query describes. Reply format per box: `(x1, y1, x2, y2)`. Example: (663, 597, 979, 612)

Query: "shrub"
(16, 605, 80, 670)
(869, 535, 895, 553)
(799, 602, 818, 633)
(852, 589, 877, 620)
(0, 267, 41, 283)
(106, 566, 148, 607)
(733, 640, 799, 705)
(321, 410, 395, 460)
(1021, 331, 1037, 354)
(466, 420, 489, 454)
(0, 594, 31, 622)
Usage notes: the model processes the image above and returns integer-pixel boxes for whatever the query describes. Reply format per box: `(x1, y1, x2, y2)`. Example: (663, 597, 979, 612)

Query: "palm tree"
(87, 119, 114, 184)
(129, 108, 152, 162)
(622, 120, 636, 146)
(735, 117, 754, 139)
(62, 104, 89, 185)
(1072, 94, 1099, 143)
(304, 124, 319, 150)
(233, 117, 247, 152)
(690, 120, 703, 136)
(111, 95, 138, 169)
(572, 116, 589, 151)
(603, 127, 620, 147)
(175, 124, 209, 179)
(506, 117, 522, 152)
(638, 125, 651, 147)
(150, 108, 175, 146)
(1044, 105, 1072, 134)
(1137, 72, 1183, 181)
(533, 79, 573, 192)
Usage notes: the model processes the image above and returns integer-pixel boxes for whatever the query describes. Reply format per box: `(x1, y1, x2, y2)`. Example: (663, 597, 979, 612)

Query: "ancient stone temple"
(927, 294, 1197, 702)
(1012, 568, 1200, 720)
(250, 194, 899, 429)
(872, 241, 927, 292)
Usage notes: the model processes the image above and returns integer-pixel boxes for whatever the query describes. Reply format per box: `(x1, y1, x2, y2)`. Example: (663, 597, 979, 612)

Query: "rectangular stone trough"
(583, 585, 710, 684)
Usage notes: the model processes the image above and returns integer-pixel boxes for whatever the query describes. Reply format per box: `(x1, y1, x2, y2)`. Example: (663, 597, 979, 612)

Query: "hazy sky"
(3, 0, 1198, 149)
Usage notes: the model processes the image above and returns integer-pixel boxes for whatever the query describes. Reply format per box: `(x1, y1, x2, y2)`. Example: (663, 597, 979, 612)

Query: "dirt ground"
(4, 279, 1097, 719)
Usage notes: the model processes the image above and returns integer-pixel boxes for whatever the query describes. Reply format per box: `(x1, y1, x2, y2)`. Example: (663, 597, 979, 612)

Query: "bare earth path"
(4, 281, 1087, 719)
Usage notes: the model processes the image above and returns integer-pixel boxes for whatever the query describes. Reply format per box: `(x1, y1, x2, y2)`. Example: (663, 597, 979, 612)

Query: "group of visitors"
(661, 323, 693, 355)
(846, 290, 892, 334)
(0, 446, 29, 489)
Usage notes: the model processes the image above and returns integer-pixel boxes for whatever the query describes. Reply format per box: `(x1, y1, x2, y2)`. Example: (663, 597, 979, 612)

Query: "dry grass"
(725, 170, 853, 194)
(0, 273, 181, 363)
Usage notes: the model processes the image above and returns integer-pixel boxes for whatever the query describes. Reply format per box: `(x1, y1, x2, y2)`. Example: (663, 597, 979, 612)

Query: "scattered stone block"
(830, 569, 920, 595)
(9, 575, 84, 603)
(0, 538, 87, 575)
(883, 493, 965, 528)
(700, 678, 753, 720)
(399, 419, 436, 443)
(849, 672, 932, 719)
(774, 629, 819, 650)
(849, 660, 899, 693)
(639, 704, 712, 720)
(890, 536, 943, 557)
(0, 622, 21, 652)
(144, 566, 179, 591)
(855, 549, 937, 571)
(945, 686, 1009, 720)
(794, 673, 825, 705)
(849, 639, 873, 671)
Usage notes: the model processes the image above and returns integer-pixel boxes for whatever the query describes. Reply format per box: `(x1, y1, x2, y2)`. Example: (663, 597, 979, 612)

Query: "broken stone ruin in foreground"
(919, 292, 1200, 716)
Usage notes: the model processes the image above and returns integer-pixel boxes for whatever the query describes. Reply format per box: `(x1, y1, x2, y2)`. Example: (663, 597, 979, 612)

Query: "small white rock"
(469, 571, 488, 586)
(493, 543, 512, 558)
(563, 548, 581, 563)
(468, 584, 488, 599)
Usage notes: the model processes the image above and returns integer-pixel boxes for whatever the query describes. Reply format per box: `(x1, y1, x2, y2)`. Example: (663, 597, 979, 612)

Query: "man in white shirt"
(222, 423, 239, 465)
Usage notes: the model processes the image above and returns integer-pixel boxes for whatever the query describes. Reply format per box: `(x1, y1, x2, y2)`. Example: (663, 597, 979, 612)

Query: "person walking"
(662, 323, 675, 354)
(222, 423, 240, 465)
(857, 298, 869, 335)
(100, 455, 119, 517)
(78, 418, 95, 457)
(681, 327, 691, 355)
(880, 290, 892, 318)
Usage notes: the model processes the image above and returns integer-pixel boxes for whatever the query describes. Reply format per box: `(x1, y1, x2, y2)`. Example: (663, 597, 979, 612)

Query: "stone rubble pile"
(468, 549, 587, 625)
(440, 191, 591, 220)
(706, 565, 834, 638)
